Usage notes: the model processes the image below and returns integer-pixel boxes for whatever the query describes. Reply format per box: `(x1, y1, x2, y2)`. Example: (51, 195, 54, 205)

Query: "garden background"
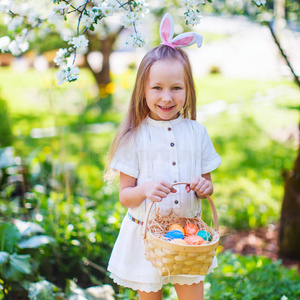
(1, 2, 300, 299)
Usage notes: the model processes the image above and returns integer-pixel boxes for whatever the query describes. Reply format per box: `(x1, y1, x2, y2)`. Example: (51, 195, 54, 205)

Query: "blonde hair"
(107, 45, 197, 168)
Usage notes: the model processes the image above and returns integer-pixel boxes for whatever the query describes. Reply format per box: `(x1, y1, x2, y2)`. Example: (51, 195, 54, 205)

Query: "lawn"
(0, 65, 300, 299)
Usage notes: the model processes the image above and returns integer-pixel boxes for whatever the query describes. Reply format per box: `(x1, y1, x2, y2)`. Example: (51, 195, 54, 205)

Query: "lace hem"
(110, 257, 217, 292)
(110, 273, 205, 293)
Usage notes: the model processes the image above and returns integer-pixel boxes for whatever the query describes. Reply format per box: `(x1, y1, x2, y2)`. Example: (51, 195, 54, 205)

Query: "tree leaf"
(2, 253, 31, 281)
(0, 252, 9, 266)
(27, 280, 59, 300)
(0, 222, 20, 253)
(18, 235, 55, 249)
(13, 219, 45, 236)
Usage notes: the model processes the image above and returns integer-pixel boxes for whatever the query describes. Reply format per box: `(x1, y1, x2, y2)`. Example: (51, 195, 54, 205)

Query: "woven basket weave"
(143, 183, 219, 276)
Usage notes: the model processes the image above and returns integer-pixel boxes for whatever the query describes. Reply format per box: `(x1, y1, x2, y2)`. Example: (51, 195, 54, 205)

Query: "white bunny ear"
(170, 32, 203, 48)
(159, 13, 175, 43)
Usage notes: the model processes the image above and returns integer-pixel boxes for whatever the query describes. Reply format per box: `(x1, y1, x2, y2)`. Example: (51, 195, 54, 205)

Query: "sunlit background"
(0, 0, 300, 299)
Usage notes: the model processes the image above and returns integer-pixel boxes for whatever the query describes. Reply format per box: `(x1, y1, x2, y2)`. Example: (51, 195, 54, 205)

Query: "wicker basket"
(143, 182, 219, 276)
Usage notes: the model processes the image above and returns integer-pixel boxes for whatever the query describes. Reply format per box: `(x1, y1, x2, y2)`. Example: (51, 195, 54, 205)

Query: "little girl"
(107, 13, 221, 300)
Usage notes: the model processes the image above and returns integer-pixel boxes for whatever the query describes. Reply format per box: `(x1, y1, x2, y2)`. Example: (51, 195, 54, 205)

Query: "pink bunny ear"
(159, 13, 175, 43)
(171, 32, 203, 48)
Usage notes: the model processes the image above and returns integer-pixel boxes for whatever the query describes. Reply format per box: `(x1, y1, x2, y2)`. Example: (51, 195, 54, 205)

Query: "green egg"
(197, 230, 211, 241)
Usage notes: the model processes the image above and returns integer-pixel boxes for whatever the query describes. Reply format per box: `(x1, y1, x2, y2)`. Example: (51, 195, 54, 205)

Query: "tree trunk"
(279, 137, 300, 260)
(86, 27, 123, 87)
(93, 36, 114, 88)
(267, 12, 300, 260)
(84, 26, 124, 111)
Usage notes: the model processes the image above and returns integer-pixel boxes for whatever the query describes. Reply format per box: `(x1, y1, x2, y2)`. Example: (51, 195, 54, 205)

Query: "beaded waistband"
(127, 213, 144, 225)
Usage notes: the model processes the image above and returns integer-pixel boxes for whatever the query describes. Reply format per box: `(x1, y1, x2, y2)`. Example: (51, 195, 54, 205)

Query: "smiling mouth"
(158, 105, 175, 111)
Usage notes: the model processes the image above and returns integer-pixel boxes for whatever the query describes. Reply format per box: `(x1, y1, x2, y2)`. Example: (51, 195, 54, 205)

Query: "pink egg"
(184, 235, 204, 245)
(171, 239, 188, 245)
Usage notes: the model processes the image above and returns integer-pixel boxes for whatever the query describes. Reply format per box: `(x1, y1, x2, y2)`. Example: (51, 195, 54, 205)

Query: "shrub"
(0, 98, 13, 147)
(205, 251, 300, 299)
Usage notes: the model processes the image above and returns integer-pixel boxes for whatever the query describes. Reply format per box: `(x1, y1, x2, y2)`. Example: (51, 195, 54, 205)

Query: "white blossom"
(6, 16, 23, 31)
(98, 2, 114, 17)
(48, 10, 62, 24)
(255, 0, 266, 6)
(0, 36, 11, 53)
(120, 11, 139, 28)
(181, 0, 194, 10)
(26, 11, 41, 28)
(126, 32, 145, 48)
(0, 0, 13, 13)
(107, 0, 121, 12)
(0, 0, 212, 86)
(8, 37, 29, 56)
(56, 65, 79, 85)
(185, 10, 202, 26)
(69, 35, 89, 54)
(52, 3, 70, 16)
(181, 0, 201, 10)
(81, 11, 96, 28)
(54, 48, 69, 66)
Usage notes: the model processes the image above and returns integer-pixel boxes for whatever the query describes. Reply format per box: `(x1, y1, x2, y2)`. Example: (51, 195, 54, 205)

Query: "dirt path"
(220, 224, 300, 272)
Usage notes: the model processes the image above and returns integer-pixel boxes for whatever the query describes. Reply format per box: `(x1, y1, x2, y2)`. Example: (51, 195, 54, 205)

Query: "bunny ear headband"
(160, 13, 203, 49)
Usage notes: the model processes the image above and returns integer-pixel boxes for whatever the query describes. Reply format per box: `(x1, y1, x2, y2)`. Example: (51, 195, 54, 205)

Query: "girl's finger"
(150, 195, 162, 202)
(185, 184, 191, 193)
(155, 191, 168, 199)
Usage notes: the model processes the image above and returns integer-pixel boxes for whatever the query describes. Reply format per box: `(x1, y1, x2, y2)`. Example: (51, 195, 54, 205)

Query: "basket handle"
(142, 182, 219, 239)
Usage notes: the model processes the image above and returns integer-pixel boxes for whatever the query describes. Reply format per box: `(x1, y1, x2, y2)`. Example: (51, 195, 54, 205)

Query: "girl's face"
(144, 59, 186, 121)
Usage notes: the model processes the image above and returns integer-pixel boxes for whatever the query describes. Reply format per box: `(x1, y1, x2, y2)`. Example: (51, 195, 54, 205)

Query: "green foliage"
(23, 280, 62, 300)
(0, 220, 56, 297)
(30, 33, 68, 54)
(0, 223, 20, 253)
(205, 251, 300, 300)
(65, 279, 115, 299)
(0, 98, 13, 147)
(0, 252, 31, 282)
(0, 66, 300, 298)
(198, 77, 299, 229)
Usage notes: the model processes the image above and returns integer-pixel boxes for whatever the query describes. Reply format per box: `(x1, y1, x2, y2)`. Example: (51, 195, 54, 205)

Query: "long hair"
(106, 45, 197, 168)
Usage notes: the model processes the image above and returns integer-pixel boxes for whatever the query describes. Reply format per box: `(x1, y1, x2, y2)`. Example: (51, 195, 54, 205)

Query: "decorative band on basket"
(128, 213, 144, 225)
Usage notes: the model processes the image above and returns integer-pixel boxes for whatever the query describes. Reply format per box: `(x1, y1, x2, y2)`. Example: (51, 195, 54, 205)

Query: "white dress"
(108, 115, 222, 292)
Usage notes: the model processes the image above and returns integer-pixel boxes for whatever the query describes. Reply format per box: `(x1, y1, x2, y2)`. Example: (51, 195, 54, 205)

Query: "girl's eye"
(173, 86, 182, 90)
(153, 86, 161, 90)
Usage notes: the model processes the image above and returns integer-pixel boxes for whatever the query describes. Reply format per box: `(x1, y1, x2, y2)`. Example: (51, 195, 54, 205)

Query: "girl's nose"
(162, 91, 172, 102)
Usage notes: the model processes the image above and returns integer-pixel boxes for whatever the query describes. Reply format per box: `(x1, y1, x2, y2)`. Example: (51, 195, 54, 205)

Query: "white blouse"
(108, 115, 221, 292)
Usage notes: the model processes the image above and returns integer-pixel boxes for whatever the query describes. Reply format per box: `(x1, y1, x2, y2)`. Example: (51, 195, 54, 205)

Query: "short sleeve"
(200, 126, 221, 174)
(110, 138, 139, 178)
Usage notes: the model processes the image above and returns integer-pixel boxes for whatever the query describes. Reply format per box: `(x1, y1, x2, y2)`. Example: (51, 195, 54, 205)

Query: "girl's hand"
(185, 173, 213, 198)
(143, 180, 177, 202)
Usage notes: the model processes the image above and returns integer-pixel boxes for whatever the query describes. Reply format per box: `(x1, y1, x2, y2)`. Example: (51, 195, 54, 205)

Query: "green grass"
(1, 66, 300, 229)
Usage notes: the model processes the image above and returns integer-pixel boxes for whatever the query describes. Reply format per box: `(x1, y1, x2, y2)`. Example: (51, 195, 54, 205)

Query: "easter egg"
(184, 235, 204, 245)
(165, 230, 184, 240)
(197, 230, 211, 241)
(168, 224, 184, 234)
(184, 224, 199, 236)
(171, 239, 188, 245)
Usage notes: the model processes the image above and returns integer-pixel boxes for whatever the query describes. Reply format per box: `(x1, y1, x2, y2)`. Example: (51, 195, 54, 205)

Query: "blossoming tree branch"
(0, 0, 265, 86)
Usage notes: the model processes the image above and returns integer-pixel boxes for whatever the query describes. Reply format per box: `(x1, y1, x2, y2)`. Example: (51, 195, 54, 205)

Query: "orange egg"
(184, 235, 204, 245)
(184, 223, 199, 236)
(171, 239, 188, 245)
(169, 224, 184, 234)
